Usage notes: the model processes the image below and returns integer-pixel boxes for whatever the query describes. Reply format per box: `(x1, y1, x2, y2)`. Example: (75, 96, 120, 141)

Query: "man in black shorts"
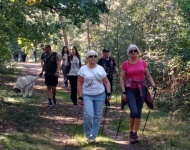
(40, 45, 61, 106)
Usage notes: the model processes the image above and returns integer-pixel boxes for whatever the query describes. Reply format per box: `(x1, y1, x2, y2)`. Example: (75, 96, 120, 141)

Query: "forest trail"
(14, 62, 144, 150)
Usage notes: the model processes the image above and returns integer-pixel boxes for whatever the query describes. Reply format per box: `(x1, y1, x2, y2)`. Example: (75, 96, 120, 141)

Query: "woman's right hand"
(77, 100, 83, 106)
(121, 93, 127, 101)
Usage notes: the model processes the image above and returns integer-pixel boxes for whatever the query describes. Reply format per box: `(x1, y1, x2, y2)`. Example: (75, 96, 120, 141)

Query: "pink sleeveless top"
(121, 59, 148, 88)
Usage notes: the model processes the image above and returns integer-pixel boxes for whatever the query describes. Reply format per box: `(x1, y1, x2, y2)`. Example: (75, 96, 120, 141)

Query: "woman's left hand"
(106, 93, 111, 102)
(78, 97, 83, 106)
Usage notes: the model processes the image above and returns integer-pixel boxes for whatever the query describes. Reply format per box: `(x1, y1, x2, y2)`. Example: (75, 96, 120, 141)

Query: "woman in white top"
(67, 46, 82, 105)
(61, 46, 69, 87)
(77, 50, 111, 143)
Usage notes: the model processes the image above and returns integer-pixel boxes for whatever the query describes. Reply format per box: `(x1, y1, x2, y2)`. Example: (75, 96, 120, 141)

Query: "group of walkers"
(39, 44, 157, 144)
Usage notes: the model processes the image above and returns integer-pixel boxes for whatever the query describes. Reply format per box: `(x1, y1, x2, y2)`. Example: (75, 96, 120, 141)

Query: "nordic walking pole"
(142, 91, 156, 135)
(116, 109, 124, 138)
(116, 97, 127, 138)
(101, 104, 108, 136)
(74, 106, 82, 136)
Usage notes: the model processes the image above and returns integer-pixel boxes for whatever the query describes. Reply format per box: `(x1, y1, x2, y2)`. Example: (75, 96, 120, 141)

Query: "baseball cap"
(102, 48, 110, 52)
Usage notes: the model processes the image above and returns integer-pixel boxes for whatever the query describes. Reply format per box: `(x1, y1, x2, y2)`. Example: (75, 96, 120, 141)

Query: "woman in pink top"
(120, 44, 157, 143)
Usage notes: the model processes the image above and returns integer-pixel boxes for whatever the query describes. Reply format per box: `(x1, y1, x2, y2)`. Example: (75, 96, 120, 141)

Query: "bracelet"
(121, 92, 126, 95)
(153, 86, 157, 91)
(78, 97, 83, 101)
(106, 93, 111, 97)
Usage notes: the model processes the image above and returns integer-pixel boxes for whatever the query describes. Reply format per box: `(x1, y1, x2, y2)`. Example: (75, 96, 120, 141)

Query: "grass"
(109, 102, 190, 150)
(140, 109, 190, 150)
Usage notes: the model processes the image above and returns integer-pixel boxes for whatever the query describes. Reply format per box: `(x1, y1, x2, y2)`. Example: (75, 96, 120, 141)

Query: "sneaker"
(129, 132, 135, 143)
(91, 139, 96, 143)
(86, 138, 91, 144)
(47, 99, 54, 106)
(134, 132, 139, 143)
(53, 98, 56, 105)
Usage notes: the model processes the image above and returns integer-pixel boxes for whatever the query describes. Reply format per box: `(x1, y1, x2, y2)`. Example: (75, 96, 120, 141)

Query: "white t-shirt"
(68, 56, 82, 76)
(78, 65, 107, 95)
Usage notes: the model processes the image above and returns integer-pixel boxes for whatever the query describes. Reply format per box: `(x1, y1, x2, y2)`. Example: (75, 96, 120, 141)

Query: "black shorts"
(45, 73, 58, 86)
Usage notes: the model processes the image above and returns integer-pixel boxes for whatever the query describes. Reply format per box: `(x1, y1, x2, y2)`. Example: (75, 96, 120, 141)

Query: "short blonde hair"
(127, 44, 140, 55)
(86, 50, 98, 58)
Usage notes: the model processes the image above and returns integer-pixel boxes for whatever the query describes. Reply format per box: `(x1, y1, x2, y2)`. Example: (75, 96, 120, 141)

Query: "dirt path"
(16, 62, 143, 150)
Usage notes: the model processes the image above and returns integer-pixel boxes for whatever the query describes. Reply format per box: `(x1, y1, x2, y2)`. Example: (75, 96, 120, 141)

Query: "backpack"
(43, 52, 57, 74)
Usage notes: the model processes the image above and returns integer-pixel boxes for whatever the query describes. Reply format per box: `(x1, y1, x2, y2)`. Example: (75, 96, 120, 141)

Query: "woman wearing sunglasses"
(77, 50, 111, 143)
(120, 44, 157, 143)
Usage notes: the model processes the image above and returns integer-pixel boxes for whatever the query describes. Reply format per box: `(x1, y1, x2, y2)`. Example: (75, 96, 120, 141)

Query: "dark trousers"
(126, 87, 145, 119)
(68, 75, 78, 105)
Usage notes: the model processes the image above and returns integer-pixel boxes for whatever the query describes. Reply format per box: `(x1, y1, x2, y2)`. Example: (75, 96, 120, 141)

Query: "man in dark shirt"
(98, 48, 119, 106)
(40, 45, 61, 106)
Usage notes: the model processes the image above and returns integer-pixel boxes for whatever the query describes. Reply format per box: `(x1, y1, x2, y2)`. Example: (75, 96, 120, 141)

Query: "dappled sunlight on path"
(8, 62, 144, 150)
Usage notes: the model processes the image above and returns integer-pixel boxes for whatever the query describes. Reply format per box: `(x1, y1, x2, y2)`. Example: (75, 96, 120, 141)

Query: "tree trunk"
(87, 21, 90, 50)
(59, 16, 68, 47)
(41, 11, 45, 22)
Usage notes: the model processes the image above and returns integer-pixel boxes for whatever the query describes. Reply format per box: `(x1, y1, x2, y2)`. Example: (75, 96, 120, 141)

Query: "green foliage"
(0, 0, 109, 64)
(37, 0, 109, 26)
(175, 0, 190, 23)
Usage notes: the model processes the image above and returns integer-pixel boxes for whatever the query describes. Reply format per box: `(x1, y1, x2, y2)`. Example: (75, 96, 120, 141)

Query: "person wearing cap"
(98, 48, 119, 106)
(120, 44, 157, 143)
(77, 50, 111, 143)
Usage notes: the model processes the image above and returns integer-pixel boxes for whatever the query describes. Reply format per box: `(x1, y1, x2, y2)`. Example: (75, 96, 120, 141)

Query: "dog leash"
(20, 75, 40, 90)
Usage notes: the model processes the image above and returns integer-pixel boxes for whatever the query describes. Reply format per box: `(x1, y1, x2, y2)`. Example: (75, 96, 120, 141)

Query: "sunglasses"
(88, 55, 97, 58)
(129, 49, 138, 53)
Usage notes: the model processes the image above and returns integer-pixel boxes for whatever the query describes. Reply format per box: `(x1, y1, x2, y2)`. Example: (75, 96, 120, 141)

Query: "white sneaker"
(91, 139, 96, 143)
(86, 138, 91, 144)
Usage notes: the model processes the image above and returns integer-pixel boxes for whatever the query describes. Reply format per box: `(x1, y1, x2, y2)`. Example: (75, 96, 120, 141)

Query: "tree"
(0, 0, 109, 64)
(175, 0, 190, 23)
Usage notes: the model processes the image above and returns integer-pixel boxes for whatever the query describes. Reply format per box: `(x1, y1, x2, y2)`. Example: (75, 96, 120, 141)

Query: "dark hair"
(45, 45, 51, 49)
(61, 46, 69, 56)
(70, 46, 80, 60)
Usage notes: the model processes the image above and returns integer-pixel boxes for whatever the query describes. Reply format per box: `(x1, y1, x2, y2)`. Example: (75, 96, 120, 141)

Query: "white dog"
(13, 75, 37, 97)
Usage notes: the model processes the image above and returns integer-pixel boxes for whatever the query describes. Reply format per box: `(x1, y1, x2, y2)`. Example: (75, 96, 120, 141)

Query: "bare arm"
(39, 58, 45, 77)
(120, 69, 127, 101)
(55, 54, 61, 76)
(145, 67, 156, 87)
(77, 75, 84, 105)
(102, 76, 111, 93)
(56, 59, 61, 73)
(120, 69, 126, 93)
(114, 66, 119, 72)
(77, 75, 84, 97)
(41, 59, 45, 72)
(103, 76, 111, 102)
(114, 66, 119, 76)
